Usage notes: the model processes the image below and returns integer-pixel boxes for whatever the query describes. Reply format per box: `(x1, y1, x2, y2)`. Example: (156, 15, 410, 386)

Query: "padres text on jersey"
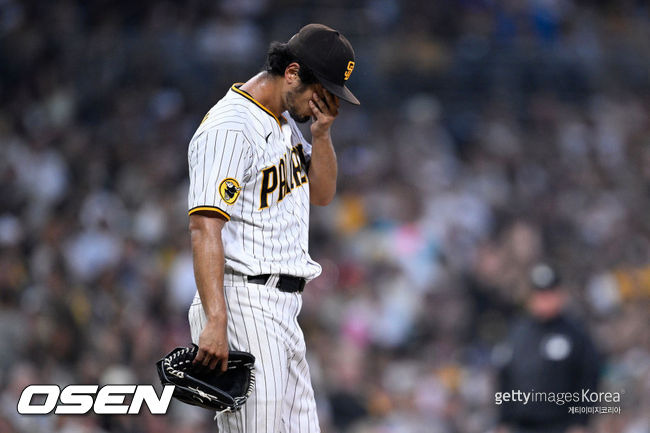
(187, 84, 322, 280)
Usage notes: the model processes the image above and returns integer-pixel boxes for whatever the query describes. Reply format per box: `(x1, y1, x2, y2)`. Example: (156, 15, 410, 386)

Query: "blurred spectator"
(495, 264, 601, 433)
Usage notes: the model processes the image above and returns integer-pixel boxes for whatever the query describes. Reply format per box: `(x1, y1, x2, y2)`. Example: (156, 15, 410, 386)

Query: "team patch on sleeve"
(219, 178, 242, 205)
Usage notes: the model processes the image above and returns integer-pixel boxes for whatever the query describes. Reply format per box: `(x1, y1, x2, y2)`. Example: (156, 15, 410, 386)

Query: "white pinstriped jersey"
(187, 84, 322, 280)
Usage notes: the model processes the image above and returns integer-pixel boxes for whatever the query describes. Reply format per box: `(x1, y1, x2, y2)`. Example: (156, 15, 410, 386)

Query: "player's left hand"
(309, 90, 339, 139)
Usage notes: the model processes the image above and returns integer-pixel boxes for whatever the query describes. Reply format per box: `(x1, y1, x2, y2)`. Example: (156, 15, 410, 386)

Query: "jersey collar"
(230, 83, 286, 128)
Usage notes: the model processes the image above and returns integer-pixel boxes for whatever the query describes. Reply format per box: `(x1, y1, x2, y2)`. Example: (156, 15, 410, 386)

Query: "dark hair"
(264, 41, 318, 85)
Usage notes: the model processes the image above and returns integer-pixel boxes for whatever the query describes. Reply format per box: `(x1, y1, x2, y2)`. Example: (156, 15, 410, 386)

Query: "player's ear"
(285, 63, 300, 84)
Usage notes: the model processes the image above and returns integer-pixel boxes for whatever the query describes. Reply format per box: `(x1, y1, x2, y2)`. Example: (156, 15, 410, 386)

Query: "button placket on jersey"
(281, 123, 293, 149)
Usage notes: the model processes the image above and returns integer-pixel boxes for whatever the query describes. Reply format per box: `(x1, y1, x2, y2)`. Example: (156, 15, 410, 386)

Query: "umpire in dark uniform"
(495, 263, 601, 433)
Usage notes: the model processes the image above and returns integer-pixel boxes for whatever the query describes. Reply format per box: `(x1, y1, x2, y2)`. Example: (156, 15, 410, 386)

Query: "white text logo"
(17, 385, 175, 415)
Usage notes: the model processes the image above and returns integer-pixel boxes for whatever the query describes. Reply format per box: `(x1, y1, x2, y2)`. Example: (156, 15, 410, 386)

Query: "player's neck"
(239, 72, 285, 119)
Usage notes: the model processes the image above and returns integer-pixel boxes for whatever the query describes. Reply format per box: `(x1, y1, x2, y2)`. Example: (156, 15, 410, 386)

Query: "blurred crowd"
(1, 0, 649, 432)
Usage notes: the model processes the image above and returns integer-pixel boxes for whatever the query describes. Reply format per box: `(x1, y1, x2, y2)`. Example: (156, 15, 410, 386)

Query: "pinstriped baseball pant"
(189, 273, 320, 433)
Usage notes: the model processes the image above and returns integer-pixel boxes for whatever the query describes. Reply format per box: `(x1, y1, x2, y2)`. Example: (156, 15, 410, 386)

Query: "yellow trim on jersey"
(188, 206, 231, 221)
(231, 84, 285, 128)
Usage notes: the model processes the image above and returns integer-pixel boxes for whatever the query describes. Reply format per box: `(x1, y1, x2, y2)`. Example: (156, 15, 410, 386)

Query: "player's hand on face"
(309, 88, 339, 139)
(194, 319, 229, 372)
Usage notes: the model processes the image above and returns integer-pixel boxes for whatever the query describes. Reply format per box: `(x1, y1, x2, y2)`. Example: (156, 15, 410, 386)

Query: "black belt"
(247, 274, 306, 293)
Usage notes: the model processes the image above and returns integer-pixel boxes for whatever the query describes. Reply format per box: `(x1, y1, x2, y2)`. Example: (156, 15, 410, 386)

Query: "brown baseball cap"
(287, 24, 360, 105)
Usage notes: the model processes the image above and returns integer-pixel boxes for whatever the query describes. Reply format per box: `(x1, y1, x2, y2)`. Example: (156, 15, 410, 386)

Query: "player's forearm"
(308, 132, 337, 206)
(189, 215, 227, 324)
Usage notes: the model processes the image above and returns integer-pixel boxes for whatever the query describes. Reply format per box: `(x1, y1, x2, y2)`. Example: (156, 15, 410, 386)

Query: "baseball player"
(186, 24, 359, 432)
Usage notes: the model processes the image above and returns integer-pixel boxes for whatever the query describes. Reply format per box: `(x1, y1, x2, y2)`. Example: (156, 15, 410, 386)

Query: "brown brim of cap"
(316, 74, 360, 105)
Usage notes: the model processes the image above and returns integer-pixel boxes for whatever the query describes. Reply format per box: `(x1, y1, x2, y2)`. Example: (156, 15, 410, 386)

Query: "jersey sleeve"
(187, 128, 253, 220)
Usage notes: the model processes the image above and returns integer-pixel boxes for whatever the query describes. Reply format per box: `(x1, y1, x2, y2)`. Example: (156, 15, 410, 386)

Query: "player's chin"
(289, 110, 311, 124)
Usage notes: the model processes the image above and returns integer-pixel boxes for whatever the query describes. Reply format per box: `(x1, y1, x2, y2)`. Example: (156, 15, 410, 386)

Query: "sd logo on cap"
(287, 24, 360, 105)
